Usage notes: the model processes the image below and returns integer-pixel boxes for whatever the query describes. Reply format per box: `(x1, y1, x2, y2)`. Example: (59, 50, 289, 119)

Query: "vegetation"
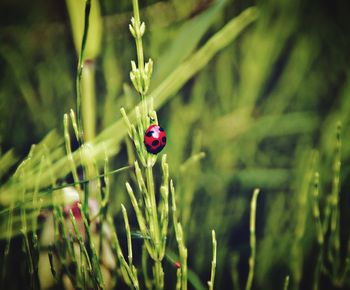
(0, 0, 350, 289)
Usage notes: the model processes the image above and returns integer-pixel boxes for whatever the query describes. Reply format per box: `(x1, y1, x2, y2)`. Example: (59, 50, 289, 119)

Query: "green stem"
(99, 154, 111, 256)
(82, 62, 96, 141)
(141, 92, 147, 130)
(131, 0, 144, 71)
(2, 199, 14, 282)
(121, 204, 133, 266)
(283, 276, 290, 290)
(142, 245, 152, 289)
(329, 123, 342, 277)
(75, 0, 93, 275)
(145, 165, 163, 289)
(154, 260, 164, 290)
(170, 181, 188, 290)
(131, 0, 141, 29)
(64, 114, 80, 187)
(311, 171, 325, 290)
(76, 0, 91, 144)
(146, 166, 160, 246)
(208, 230, 217, 290)
(246, 188, 260, 290)
(74, 0, 91, 214)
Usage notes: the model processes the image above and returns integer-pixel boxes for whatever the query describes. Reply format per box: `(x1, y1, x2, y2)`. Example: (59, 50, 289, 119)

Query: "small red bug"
(144, 125, 167, 154)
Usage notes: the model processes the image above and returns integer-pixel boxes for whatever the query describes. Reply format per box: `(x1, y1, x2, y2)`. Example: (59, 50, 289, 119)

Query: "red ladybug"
(144, 125, 167, 154)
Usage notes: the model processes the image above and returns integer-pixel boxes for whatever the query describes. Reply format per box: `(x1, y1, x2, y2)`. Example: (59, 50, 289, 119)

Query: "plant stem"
(121, 204, 133, 266)
(283, 276, 290, 290)
(145, 165, 163, 289)
(82, 61, 96, 141)
(208, 230, 217, 290)
(76, 0, 91, 144)
(64, 114, 80, 188)
(155, 260, 164, 290)
(75, 0, 91, 215)
(131, 0, 144, 71)
(170, 181, 188, 290)
(328, 122, 342, 277)
(74, 1, 95, 284)
(146, 166, 160, 246)
(311, 171, 324, 290)
(142, 245, 152, 289)
(246, 188, 260, 290)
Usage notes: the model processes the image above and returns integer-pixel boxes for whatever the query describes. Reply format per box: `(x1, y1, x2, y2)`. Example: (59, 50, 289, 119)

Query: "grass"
(1, 0, 350, 289)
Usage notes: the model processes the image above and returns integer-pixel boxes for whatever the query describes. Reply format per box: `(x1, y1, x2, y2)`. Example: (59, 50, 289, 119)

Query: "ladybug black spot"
(146, 131, 154, 137)
(152, 140, 159, 146)
(159, 127, 164, 132)
(162, 137, 166, 143)
(154, 145, 164, 154)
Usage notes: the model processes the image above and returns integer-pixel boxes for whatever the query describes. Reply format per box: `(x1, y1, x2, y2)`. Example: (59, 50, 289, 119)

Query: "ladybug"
(144, 125, 167, 154)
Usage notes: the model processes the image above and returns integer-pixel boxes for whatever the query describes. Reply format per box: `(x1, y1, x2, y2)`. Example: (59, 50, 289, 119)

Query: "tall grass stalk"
(246, 188, 260, 290)
(311, 170, 324, 290)
(117, 1, 215, 289)
(170, 180, 188, 290)
(121, 0, 166, 288)
(71, 3, 100, 285)
(328, 122, 342, 277)
(74, 0, 91, 217)
(208, 230, 217, 290)
(310, 123, 349, 289)
(63, 114, 80, 187)
(283, 276, 290, 290)
(19, 147, 40, 290)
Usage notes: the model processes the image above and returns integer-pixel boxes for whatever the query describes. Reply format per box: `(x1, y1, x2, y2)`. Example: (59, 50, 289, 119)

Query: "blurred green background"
(1, 0, 350, 289)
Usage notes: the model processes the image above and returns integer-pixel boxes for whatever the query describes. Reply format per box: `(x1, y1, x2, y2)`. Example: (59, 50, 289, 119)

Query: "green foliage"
(1, 0, 350, 289)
